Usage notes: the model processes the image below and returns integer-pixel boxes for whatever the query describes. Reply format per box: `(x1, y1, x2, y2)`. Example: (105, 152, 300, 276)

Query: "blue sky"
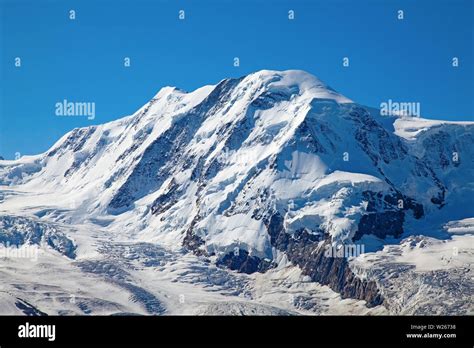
(0, 0, 472, 159)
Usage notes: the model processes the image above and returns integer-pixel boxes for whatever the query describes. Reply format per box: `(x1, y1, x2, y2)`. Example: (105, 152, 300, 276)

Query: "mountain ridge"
(0, 69, 472, 313)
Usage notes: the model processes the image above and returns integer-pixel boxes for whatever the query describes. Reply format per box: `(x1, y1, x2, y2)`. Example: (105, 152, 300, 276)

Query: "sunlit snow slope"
(0, 70, 472, 315)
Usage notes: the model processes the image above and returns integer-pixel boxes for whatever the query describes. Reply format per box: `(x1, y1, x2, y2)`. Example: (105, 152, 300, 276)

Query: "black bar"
(0, 315, 472, 346)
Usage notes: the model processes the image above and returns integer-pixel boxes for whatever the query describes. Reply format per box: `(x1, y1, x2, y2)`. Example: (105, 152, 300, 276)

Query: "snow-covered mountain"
(0, 70, 472, 315)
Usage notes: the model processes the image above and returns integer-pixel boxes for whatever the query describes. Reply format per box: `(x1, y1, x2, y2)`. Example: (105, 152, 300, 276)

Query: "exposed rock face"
(217, 249, 273, 274)
(264, 213, 384, 307)
(353, 191, 424, 241)
(348, 106, 447, 208)
(182, 189, 423, 307)
(109, 77, 243, 213)
(182, 214, 206, 256)
(151, 179, 180, 215)
(355, 211, 404, 240)
(108, 115, 197, 213)
(1, 69, 471, 314)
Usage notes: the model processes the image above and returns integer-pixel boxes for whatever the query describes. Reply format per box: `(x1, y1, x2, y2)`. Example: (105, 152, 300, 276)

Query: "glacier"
(0, 69, 472, 315)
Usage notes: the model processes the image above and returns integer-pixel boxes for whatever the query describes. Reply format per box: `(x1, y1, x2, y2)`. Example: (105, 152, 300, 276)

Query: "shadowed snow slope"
(0, 70, 472, 315)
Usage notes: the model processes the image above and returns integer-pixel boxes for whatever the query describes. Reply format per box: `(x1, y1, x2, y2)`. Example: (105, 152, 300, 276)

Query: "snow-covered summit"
(242, 69, 353, 104)
(0, 69, 472, 313)
(1, 69, 471, 243)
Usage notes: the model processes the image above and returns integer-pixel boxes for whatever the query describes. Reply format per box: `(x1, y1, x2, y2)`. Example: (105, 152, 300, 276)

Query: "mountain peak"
(151, 70, 352, 106)
(0, 68, 472, 315)
(243, 69, 353, 104)
(152, 86, 185, 99)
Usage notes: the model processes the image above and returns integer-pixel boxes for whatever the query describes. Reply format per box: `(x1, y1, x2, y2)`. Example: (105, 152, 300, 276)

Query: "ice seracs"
(0, 69, 472, 314)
